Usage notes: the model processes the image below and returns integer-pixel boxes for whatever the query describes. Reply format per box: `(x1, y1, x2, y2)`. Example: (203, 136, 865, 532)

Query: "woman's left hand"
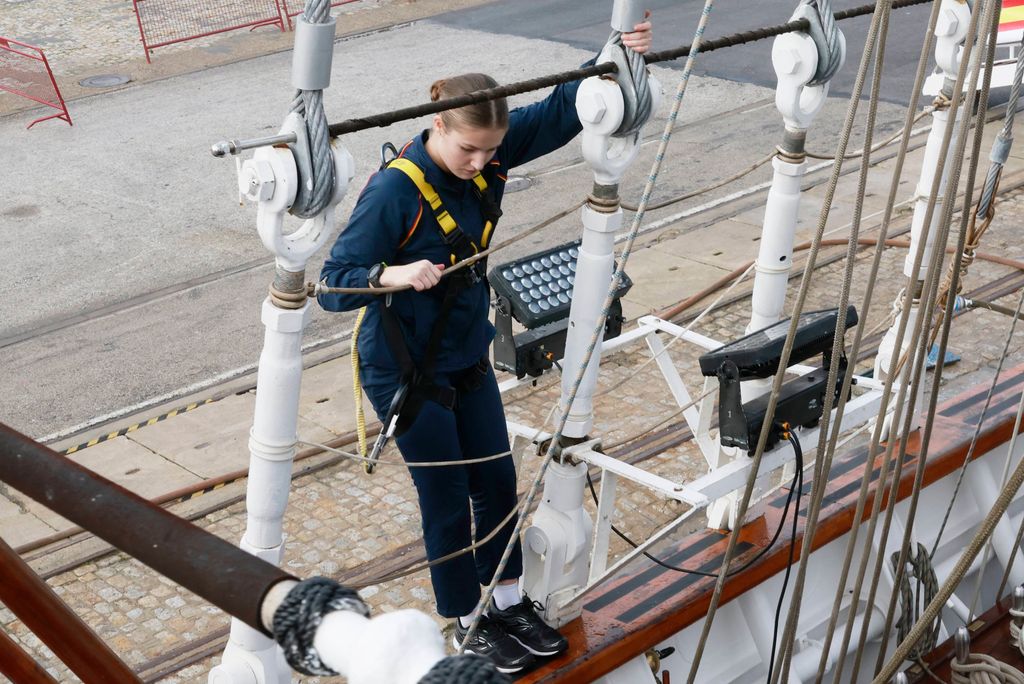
(622, 10, 652, 54)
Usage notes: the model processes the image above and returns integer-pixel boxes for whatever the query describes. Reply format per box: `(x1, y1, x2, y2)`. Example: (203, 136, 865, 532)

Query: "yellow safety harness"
(353, 153, 502, 473)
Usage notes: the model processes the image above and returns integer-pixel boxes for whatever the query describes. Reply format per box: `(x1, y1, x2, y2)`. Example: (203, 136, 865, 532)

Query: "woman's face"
(432, 116, 507, 180)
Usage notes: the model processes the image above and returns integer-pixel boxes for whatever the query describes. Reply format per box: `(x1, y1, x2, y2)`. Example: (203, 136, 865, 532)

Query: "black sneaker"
(488, 596, 569, 657)
(453, 615, 535, 674)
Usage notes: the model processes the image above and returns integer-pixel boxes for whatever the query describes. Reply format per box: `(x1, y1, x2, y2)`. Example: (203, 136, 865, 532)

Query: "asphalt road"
(1, 0, 933, 440)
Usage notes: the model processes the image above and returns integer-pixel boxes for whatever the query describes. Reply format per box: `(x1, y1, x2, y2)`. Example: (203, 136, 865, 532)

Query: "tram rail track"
(22, 224, 1024, 681)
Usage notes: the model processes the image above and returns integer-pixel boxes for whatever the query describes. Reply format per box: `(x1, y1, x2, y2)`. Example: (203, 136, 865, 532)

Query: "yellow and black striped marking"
(63, 399, 215, 456)
(173, 478, 237, 505)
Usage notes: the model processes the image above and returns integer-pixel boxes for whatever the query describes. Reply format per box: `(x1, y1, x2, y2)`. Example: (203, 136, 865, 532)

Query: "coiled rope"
(416, 655, 510, 684)
(288, 0, 336, 218)
(271, 576, 370, 676)
(891, 543, 940, 661)
(951, 655, 1024, 684)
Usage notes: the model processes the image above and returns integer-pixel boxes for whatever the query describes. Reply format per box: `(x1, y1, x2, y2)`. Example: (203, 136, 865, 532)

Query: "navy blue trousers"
(361, 361, 524, 618)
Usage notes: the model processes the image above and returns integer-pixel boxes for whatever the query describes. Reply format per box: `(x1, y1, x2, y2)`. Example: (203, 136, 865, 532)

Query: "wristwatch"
(367, 262, 387, 288)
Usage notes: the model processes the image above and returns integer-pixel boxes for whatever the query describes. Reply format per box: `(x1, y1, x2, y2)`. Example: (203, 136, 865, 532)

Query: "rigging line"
(461, 0, 721, 658)
(622, 106, 935, 215)
(583, 428, 803, 581)
(975, 378, 1024, 615)
(687, 0, 897, 674)
(771, 4, 895, 680)
(833, 0, 990, 675)
(592, 262, 757, 400)
(294, 441, 514, 467)
(869, 2, 1001, 674)
(599, 387, 716, 452)
(873, 385, 1024, 683)
(822, 0, 946, 673)
(995, 316, 1024, 605)
(323, 0, 931, 138)
(928, 288, 1024, 563)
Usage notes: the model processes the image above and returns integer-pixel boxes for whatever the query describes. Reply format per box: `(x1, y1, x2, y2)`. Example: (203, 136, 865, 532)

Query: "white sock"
(459, 614, 473, 628)
(493, 582, 522, 610)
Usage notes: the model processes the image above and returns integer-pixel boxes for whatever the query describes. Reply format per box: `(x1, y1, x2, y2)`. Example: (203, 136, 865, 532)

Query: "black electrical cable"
(766, 429, 804, 684)
(583, 428, 802, 579)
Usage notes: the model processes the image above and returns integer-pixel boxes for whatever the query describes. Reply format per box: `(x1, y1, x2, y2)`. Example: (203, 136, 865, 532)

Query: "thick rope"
(457, 0, 718, 657)
(768, 4, 892, 680)
(934, 36, 1024, 334)
(951, 654, 1024, 684)
(1011, 605, 1024, 655)
(271, 576, 370, 676)
(873, 376, 1024, 684)
(829, 0, 991, 677)
(816, 1, 941, 669)
(866, 3, 999, 676)
(289, 0, 336, 219)
(416, 655, 511, 684)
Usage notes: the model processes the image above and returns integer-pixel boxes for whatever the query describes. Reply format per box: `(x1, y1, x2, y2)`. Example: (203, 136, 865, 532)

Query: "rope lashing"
(891, 543, 940, 661)
(416, 654, 511, 684)
(936, 36, 1024, 317)
(604, 29, 653, 137)
(791, 0, 845, 85)
(288, 0, 336, 218)
(271, 576, 370, 676)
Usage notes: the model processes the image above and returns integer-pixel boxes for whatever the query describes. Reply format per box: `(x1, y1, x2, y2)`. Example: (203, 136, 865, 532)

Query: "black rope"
(271, 576, 370, 676)
(417, 654, 512, 684)
(327, 0, 930, 138)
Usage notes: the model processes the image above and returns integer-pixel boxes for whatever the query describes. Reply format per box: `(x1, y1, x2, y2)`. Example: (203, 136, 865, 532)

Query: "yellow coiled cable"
(351, 306, 369, 471)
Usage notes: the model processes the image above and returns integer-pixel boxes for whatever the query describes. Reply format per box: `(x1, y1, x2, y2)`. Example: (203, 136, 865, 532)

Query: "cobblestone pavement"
(4, 180, 1024, 681)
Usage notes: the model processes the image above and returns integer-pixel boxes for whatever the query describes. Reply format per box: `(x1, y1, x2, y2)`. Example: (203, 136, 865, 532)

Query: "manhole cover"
(505, 175, 533, 193)
(79, 74, 132, 88)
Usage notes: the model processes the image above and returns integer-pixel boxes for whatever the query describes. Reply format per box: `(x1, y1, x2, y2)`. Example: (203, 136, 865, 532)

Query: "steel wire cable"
(767, 4, 895, 680)
(457, 0, 720, 656)
(996, 341, 1024, 603)
(322, 0, 931, 139)
(866, 4, 1000, 675)
(288, 0, 335, 219)
(607, 28, 652, 138)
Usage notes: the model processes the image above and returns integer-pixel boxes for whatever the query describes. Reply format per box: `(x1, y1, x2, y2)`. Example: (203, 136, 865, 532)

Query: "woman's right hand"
(377, 260, 446, 291)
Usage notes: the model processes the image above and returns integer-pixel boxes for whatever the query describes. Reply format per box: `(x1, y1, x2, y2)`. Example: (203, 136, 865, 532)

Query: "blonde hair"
(430, 73, 509, 131)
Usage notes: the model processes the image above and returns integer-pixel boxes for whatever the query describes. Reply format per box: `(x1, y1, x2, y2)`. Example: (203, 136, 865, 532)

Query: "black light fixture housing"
(489, 239, 633, 379)
(699, 306, 859, 453)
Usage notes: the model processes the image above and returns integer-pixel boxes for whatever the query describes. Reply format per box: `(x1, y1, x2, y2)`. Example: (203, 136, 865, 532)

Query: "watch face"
(368, 263, 384, 287)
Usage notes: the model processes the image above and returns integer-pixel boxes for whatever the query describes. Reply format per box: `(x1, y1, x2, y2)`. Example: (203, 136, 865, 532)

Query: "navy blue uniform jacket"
(318, 73, 588, 374)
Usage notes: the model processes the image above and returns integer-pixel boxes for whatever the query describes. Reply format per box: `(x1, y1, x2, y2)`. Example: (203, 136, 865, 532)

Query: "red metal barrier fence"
(0, 38, 72, 129)
(132, 0, 286, 62)
(280, 0, 359, 30)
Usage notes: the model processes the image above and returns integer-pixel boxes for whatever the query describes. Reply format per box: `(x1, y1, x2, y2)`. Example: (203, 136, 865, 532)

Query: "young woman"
(318, 18, 652, 673)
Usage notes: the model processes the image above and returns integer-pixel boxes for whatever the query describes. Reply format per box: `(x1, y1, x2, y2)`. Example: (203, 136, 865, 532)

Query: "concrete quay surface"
(4, 1, 1024, 682)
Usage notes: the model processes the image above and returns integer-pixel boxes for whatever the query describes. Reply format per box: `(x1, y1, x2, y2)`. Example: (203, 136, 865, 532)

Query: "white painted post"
(209, 129, 353, 683)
